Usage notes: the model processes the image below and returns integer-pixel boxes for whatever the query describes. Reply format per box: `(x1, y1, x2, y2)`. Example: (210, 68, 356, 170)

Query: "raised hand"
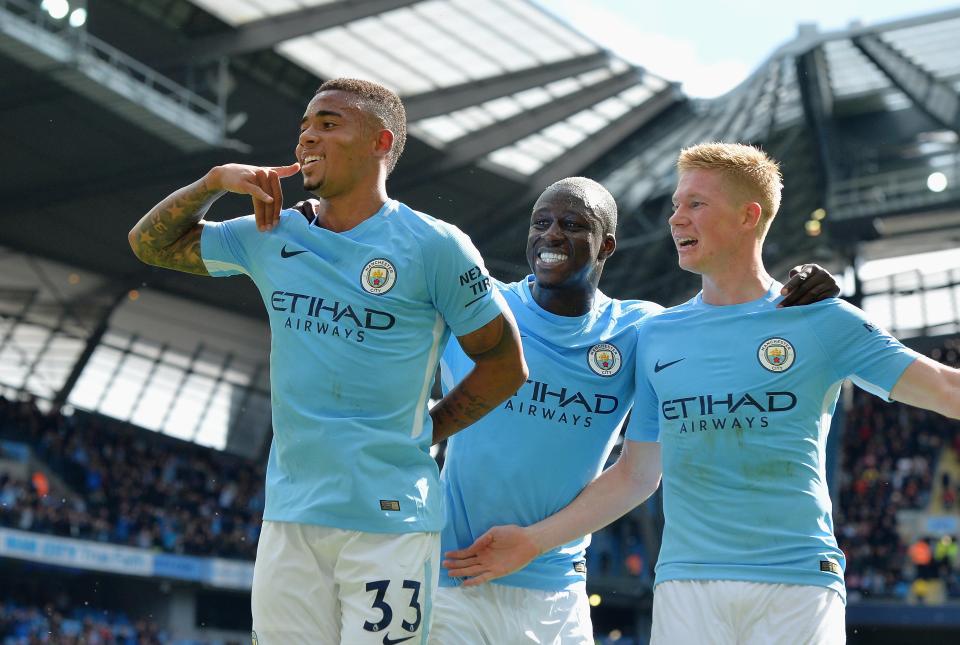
(779, 263, 841, 307)
(209, 162, 301, 232)
(442, 525, 540, 587)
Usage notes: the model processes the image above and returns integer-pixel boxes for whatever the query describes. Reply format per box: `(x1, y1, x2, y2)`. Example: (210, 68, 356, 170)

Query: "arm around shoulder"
(890, 355, 960, 420)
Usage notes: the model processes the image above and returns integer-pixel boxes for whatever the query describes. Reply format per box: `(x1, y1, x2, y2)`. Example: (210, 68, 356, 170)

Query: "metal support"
(405, 52, 610, 120)
(854, 33, 960, 135)
(796, 45, 837, 212)
(399, 69, 643, 187)
(156, 0, 423, 66)
(532, 85, 682, 188)
(51, 289, 126, 410)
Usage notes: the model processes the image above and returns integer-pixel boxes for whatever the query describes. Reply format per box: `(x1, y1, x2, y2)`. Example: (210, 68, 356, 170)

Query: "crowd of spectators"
(0, 598, 241, 645)
(0, 396, 264, 560)
(836, 339, 960, 601)
(1, 598, 163, 645)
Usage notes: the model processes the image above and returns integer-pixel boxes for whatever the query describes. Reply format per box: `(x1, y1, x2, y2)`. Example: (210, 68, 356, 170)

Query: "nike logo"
(654, 358, 685, 373)
(280, 245, 307, 258)
(382, 635, 415, 645)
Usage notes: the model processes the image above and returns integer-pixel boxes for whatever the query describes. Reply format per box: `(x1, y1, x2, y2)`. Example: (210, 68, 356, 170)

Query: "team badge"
(758, 337, 796, 372)
(251, 631, 258, 645)
(588, 343, 622, 377)
(361, 258, 397, 295)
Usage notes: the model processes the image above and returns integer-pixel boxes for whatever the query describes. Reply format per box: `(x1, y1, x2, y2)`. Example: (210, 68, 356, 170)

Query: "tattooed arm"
(128, 162, 300, 275)
(431, 311, 527, 444)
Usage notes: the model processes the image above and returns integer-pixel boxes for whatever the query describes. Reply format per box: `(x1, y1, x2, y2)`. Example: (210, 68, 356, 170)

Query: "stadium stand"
(838, 338, 960, 604)
(0, 395, 264, 561)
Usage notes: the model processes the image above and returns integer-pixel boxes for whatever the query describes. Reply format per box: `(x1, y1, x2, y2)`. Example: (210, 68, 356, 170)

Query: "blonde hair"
(677, 142, 783, 238)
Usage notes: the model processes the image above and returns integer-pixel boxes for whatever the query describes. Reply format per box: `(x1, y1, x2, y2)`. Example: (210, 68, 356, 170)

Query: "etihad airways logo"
(662, 391, 797, 420)
(503, 379, 619, 429)
(271, 290, 396, 344)
(662, 390, 797, 434)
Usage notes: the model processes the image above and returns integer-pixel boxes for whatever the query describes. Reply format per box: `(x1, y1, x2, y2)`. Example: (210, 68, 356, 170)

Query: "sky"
(536, 1, 959, 97)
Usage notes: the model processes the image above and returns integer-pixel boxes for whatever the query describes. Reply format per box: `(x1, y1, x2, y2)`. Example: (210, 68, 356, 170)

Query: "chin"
(676, 256, 703, 275)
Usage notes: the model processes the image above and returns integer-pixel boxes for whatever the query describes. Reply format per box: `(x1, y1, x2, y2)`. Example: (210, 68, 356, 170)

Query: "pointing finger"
(270, 162, 301, 178)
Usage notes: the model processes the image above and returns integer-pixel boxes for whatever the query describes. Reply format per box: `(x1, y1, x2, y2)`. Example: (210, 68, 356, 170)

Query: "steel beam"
(405, 52, 610, 120)
(399, 69, 643, 187)
(853, 33, 960, 135)
(159, 0, 423, 65)
(796, 45, 837, 207)
(531, 85, 682, 188)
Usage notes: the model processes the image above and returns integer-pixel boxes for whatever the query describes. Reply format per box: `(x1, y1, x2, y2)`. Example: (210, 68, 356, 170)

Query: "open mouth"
(302, 154, 325, 168)
(676, 237, 698, 250)
(537, 248, 569, 266)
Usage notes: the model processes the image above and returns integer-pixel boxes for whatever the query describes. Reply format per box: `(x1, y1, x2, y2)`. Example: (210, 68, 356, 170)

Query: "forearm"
(430, 357, 524, 444)
(128, 170, 225, 270)
(526, 458, 660, 554)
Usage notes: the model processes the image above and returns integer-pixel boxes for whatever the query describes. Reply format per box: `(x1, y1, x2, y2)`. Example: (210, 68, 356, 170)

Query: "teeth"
(303, 155, 325, 163)
(538, 250, 568, 264)
(676, 238, 697, 247)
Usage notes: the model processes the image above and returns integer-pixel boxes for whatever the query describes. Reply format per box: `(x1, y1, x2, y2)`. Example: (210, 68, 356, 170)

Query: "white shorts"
(651, 579, 845, 645)
(428, 582, 593, 645)
(251, 520, 440, 644)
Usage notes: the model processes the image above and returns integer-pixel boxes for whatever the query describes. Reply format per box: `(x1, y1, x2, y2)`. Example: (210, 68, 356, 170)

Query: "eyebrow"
(300, 109, 343, 125)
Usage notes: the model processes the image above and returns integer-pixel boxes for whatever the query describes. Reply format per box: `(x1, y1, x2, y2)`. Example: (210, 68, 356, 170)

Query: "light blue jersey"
(201, 200, 504, 534)
(626, 282, 920, 601)
(439, 277, 662, 590)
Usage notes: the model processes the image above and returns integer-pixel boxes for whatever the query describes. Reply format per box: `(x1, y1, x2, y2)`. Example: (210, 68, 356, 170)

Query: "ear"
(373, 128, 395, 161)
(742, 202, 762, 231)
(598, 233, 617, 261)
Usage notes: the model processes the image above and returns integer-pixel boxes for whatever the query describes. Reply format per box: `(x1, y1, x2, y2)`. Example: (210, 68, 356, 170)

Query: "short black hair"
(540, 177, 618, 236)
(316, 78, 407, 173)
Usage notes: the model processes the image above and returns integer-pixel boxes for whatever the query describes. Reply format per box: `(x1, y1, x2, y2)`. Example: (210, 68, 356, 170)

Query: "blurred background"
(1, 0, 960, 643)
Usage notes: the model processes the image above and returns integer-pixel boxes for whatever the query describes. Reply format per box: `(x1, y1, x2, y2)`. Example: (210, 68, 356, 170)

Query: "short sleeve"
(626, 324, 661, 442)
(810, 300, 920, 399)
(200, 216, 260, 277)
(424, 224, 505, 337)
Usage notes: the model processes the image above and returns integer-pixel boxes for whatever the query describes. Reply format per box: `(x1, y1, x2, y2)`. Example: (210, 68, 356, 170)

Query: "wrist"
(203, 166, 228, 195)
(524, 524, 550, 556)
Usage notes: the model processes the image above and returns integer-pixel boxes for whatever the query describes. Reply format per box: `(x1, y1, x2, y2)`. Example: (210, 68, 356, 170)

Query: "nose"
(668, 207, 685, 228)
(298, 126, 318, 147)
(542, 220, 565, 241)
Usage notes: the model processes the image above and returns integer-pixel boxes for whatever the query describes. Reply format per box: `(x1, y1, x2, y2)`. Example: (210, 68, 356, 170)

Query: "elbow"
(629, 471, 661, 502)
(943, 372, 960, 420)
(512, 353, 530, 390)
(128, 229, 144, 261)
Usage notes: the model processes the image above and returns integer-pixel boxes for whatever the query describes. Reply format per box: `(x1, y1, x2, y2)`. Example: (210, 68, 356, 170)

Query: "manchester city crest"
(361, 258, 397, 295)
(588, 343, 622, 377)
(758, 337, 796, 372)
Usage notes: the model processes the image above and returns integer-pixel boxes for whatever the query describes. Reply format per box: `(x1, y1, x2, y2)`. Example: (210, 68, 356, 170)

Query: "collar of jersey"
(694, 280, 785, 311)
(307, 199, 398, 239)
(516, 275, 609, 330)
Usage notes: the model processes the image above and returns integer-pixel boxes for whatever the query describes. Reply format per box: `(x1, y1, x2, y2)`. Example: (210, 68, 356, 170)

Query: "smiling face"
(669, 168, 753, 275)
(525, 186, 614, 290)
(295, 90, 391, 198)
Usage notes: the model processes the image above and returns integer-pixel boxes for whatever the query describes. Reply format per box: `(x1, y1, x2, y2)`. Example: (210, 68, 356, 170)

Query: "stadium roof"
(578, 6, 960, 305)
(0, 0, 684, 316)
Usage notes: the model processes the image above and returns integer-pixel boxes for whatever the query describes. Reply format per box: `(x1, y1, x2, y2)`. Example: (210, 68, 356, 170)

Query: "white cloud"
(541, 2, 751, 98)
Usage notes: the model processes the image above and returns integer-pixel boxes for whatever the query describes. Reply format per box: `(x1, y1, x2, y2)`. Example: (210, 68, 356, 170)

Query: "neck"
(700, 246, 773, 305)
(313, 178, 389, 233)
(531, 278, 598, 317)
